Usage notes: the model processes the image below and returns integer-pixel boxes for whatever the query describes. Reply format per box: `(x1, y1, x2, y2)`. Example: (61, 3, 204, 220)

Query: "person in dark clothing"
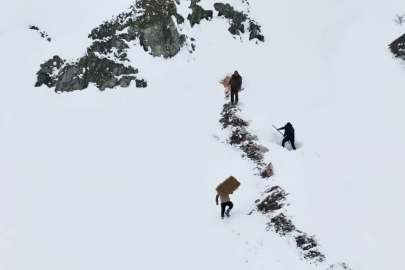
(228, 70, 242, 105)
(278, 122, 296, 150)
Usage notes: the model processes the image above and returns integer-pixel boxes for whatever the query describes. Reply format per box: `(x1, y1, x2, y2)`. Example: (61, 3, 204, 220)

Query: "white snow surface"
(1, 0, 405, 270)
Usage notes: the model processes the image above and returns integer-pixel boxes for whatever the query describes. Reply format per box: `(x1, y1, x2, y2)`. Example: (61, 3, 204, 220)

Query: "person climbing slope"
(227, 70, 242, 105)
(216, 192, 233, 219)
(277, 122, 296, 150)
(215, 176, 240, 219)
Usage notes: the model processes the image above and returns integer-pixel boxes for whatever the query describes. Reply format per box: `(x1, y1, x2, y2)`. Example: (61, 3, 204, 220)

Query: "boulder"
(214, 3, 247, 35)
(131, 0, 187, 58)
(35, 55, 65, 88)
(188, 1, 213, 27)
(214, 2, 264, 42)
(52, 53, 139, 92)
(389, 33, 405, 60)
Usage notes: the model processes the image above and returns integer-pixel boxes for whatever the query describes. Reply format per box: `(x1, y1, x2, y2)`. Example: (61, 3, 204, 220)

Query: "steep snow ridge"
(1, 1, 405, 270)
(0, 11, 320, 270)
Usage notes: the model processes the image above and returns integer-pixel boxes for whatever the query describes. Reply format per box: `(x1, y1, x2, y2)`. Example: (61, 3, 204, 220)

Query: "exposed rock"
(213, 3, 264, 42)
(188, 1, 213, 27)
(88, 0, 186, 59)
(219, 103, 265, 171)
(295, 232, 326, 263)
(87, 36, 130, 60)
(135, 79, 147, 88)
(35, 0, 265, 93)
(119, 76, 136, 87)
(389, 33, 405, 61)
(257, 186, 288, 214)
(267, 213, 295, 235)
(35, 56, 65, 87)
(219, 104, 249, 129)
(55, 53, 138, 92)
(214, 3, 247, 35)
(35, 0, 192, 92)
(88, 8, 135, 41)
(29, 25, 52, 42)
(36, 52, 139, 93)
(132, 0, 186, 58)
(248, 20, 265, 42)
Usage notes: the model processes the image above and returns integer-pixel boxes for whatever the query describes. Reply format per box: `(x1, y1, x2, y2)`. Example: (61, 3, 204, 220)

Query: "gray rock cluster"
(188, 0, 213, 27)
(29, 25, 51, 42)
(34, 0, 265, 93)
(36, 54, 143, 92)
(130, 0, 187, 58)
(214, 3, 264, 42)
(88, 0, 187, 59)
(389, 33, 405, 61)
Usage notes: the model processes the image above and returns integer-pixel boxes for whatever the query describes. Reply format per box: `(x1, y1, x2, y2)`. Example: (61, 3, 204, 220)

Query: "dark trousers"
(221, 201, 233, 216)
(231, 88, 239, 103)
(282, 136, 296, 150)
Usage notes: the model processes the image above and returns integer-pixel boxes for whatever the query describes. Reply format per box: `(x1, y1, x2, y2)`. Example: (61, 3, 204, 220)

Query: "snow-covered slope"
(1, 1, 405, 270)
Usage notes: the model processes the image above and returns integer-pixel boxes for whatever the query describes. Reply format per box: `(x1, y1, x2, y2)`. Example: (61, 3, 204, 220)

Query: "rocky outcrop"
(187, 0, 213, 27)
(248, 20, 265, 42)
(29, 25, 51, 42)
(35, 0, 189, 92)
(34, 0, 265, 93)
(88, 0, 186, 58)
(131, 0, 187, 58)
(389, 33, 405, 61)
(35, 56, 64, 87)
(214, 3, 247, 35)
(35, 53, 145, 92)
(213, 3, 265, 42)
(54, 54, 140, 92)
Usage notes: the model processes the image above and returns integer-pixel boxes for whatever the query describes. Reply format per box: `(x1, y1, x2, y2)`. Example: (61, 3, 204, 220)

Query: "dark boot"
(221, 203, 226, 219)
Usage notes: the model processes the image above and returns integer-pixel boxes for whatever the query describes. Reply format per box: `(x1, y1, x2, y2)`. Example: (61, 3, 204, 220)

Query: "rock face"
(88, 0, 186, 59)
(35, 56, 64, 88)
(131, 0, 186, 58)
(34, 0, 265, 93)
(35, 0, 187, 92)
(188, 0, 213, 27)
(35, 53, 145, 92)
(214, 3, 264, 42)
(29, 25, 51, 42)
(389, 33, 405, 61)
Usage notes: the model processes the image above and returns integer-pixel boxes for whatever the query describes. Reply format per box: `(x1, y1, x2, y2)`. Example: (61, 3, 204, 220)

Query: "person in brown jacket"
(227, 70, 242, 105)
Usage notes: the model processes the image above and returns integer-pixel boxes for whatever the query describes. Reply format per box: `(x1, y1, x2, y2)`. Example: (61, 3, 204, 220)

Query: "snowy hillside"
(1, 0, 405, 270)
